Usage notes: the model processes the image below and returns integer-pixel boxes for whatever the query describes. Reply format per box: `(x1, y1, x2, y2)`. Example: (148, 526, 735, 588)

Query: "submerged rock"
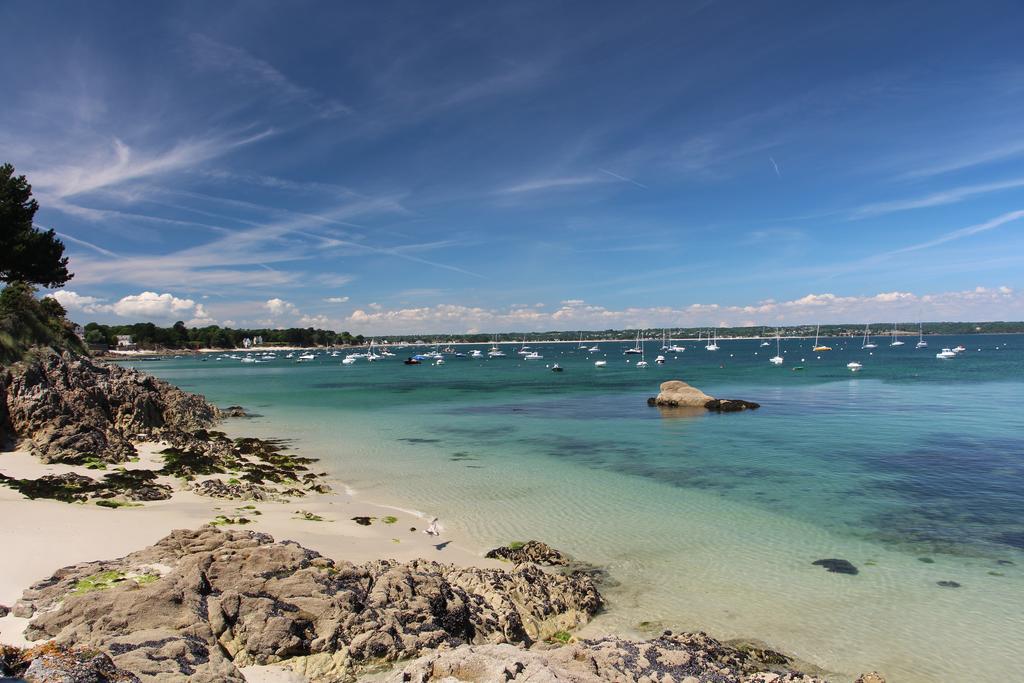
(389, 632, 829, 682)
(936, 580, 961, 588)
(485, 540, 570, 566)
(16, 527, 601, 682)
(704, 398, 761, 412)
(812, 559, 859, 575)
(855, 673, 887, 683)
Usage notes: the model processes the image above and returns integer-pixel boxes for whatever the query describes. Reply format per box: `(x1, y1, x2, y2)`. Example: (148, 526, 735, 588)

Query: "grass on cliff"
(0, 282, 85, 365)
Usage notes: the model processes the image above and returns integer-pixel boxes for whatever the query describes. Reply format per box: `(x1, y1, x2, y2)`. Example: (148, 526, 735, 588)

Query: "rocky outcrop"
(389, 632, 829, 682)
(648, 380, 760, 413)
(1, 642, 141, 682)
(650, 380, 714, 408)
(1, 350, 219, 464)
(485, 541, 570, 566)
(16, 528, 601, 682)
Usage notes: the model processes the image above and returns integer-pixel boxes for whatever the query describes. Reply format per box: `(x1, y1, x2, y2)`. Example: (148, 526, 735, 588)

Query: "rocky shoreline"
(0, 352, 885, 682)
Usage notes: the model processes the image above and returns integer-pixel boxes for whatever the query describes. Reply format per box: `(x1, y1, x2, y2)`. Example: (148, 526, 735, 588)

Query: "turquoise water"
(124, 336, 1024, 682)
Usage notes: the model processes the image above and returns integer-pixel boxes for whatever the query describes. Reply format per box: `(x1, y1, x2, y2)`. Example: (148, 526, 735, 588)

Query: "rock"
(485, 541, 570, 566)
(650, 380, 715, 408)
(704, 399, 760, 412)
(936, 580, 961, 588)
(223, 406, 248, 417)
(17, 528, 601, 682)
(855, 673, 886, 683)
(0, 604, 8, 618)
(648, 380, 760, 413)
(1, 642, 140, 682)
(389, 632, 828, 682)
(812, 559, 858, 575)
(1, 350, 219, 465)
(190, 478, 269, 501)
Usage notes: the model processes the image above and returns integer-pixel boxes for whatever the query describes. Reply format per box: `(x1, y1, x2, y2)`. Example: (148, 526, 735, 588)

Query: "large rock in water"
(15, 528, 601, 682)
(389, 633, 830, 682)
(651, 380, 715, 407)
(648, 380, 760, 412)
(1, 350, 219, 464)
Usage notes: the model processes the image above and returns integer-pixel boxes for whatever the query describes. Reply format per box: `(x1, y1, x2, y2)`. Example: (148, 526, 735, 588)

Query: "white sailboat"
(847, 361, 863, 372)
(487, 336, 506, 357)
(624, 331, 643, 354)
(915, 323, 928, 348)
(769, 330, 784, 365)
(890, 324, 905, 347)
(705, 328, 719, 351)
(636, 338, 649, 368)
(862, 325, 877, 349)
(577, 332, 587, 350)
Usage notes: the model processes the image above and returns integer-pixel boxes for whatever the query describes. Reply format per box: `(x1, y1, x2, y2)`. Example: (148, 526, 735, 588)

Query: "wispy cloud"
(189, 34, 350, 118)
(599, 168, 648, 189)
(31, 130, 274, 200)
(52, 230, 118, 257)
(498, 176, 605, 194)
(900, 140, 1024, 180)
(852, 177, 1024, 218)
(871, 209, 1024, 260)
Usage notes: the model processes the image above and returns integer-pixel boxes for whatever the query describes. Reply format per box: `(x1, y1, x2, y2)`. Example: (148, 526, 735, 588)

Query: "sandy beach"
(0, 440, 501, 651)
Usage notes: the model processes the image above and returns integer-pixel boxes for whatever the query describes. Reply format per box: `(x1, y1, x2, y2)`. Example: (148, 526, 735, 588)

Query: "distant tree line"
(83, 322, 365, 350)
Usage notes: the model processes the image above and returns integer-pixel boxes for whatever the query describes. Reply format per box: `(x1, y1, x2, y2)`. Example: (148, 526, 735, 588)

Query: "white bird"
(425, 518, 441, 537)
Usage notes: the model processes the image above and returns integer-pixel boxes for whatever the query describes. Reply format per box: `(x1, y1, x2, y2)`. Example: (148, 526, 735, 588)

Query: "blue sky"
(3, 1, 1024, 333)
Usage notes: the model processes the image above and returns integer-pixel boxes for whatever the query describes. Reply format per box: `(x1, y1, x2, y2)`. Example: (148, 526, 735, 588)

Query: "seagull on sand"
(425, 517, 441, 537)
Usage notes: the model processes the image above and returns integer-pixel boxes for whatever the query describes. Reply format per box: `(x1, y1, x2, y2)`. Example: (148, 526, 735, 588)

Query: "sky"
(3, 0, 1024, 334)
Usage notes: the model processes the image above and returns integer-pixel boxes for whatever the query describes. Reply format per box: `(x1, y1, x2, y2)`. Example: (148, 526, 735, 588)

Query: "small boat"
(952, 345, 966, 353)
(847, 361, 863, 372)
(705, 328, 719, 351)
(655, 355, 666, 364)
(936, 348, 956, 359)
(890, 324, 905, 347)
(524, 351, 543, 360)
(342, 356, 357, 365)
(624, 331, 643, 354)
(667, 344, 686, 353)
(403, 357, 421, 365)
(915, 323, 928, 348)
(861, 325, 877, 349)
(470, 349, 483, 358)
(435, 359, 445, 365)
(588, 345, 600, 352)
(594, 360, 607, 367)
(636, 342, 649, 368)
(551, 364, 564, 372)
(792, 366, 804, 371)
(769, 329, 784, 365)
(812, 325, 831, 352)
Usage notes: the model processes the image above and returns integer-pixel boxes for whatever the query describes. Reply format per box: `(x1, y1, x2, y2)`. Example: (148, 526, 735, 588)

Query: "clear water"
(124, 336, 1024, 682)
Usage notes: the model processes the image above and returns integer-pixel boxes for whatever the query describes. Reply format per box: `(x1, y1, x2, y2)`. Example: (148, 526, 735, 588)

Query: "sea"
(120, 334, 1024, 682)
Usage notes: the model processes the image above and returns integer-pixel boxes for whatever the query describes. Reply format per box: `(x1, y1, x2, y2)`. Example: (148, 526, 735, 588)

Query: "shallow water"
(127, 335, 1024, 682)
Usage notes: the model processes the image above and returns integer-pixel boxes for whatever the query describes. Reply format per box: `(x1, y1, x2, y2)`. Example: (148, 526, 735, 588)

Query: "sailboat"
(861, 325, 877, 349)
(812, 325, 832, 352)
(666, 329, 686, 353)
(760, 328, 771, 347)
(915, 323, 928, 348)
(577, 332, 587, 350)
(660, 329, 670, 351)
(487, 336, 506, 357)
(890, 324, 905, 347)
(636, 336, 649, 368)
(624, 331, 643, 354)
(705, 328, 719, 351)
(769, 330, 784, 365)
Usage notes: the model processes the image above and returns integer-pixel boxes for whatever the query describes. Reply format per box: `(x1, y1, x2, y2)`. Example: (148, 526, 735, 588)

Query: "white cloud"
(48, 290, 215, 324)
(324, 296, 350, 303)
(265, 298, 298, 317)
(45, 290, 107, 313)
(498, 176, 605, 194)
(343, 288, 1024, 335)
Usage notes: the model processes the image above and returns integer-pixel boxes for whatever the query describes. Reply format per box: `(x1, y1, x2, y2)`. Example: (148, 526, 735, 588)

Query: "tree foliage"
(0, 281, 85, 363)
(0, 162, 72, 288)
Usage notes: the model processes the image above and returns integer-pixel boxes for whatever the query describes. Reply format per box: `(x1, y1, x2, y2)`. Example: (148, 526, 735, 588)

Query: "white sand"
(0, 440, 501, 659)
